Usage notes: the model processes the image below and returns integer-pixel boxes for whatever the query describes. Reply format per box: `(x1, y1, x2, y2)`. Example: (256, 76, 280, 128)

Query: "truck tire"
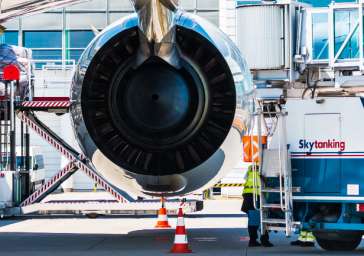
(315, 231, 362, 251)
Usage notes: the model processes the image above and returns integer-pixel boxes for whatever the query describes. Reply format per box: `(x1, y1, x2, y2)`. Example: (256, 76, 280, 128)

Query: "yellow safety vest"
(243, 168, 261, 194)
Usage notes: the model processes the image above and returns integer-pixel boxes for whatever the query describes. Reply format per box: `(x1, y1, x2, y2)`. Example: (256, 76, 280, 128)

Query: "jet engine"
(70, 0, 254, 197)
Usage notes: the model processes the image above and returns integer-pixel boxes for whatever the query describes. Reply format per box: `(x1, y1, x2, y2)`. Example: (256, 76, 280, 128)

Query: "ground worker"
(242, 165, 273, 247)
(291, 230, 315, 247)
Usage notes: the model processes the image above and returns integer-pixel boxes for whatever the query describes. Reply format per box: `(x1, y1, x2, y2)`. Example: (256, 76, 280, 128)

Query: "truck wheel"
(315, 231, 362, 251)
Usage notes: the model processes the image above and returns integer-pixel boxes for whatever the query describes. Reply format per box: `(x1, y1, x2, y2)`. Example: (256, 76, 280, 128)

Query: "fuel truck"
(236, 0, 364, 251)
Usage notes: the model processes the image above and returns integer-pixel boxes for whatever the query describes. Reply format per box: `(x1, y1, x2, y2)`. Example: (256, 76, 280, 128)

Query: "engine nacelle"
(70, 6, 254, 197)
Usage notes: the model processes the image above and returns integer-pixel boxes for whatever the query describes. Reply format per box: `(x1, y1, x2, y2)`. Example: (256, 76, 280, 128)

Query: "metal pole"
(20, 112, 30, 198)
(20, 118, 24, 170)
(0, 101, 2, 171)
(3, 82, 9, 170)
(9, 80, 18, 205)
(62, 8, 66, 69)
(256, 106, 265, 235)
(257, 107, 263, 167)
(25, 126, 30, 173)
(359, 3, 364, 71)
(10, 81, 15, 172)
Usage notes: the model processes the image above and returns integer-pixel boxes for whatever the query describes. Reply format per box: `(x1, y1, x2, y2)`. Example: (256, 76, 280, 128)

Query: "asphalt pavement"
(0, 215, 364, 256)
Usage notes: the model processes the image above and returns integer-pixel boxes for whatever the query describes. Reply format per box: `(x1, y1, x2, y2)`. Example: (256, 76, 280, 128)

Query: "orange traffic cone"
(170, 207, 192, 253)
(155, 197, 171, 228)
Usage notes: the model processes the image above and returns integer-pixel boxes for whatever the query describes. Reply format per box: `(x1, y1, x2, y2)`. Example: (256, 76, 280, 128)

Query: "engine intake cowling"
(71, 12, 253, 196)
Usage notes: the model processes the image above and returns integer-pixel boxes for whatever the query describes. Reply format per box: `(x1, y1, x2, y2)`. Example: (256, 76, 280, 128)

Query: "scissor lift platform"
(0, 96, 202, 218)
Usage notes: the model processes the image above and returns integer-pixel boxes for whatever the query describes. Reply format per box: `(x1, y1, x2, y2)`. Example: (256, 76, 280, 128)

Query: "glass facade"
(1, 31, 19, 45)
(2, 0, 219, 65)
(23, 31, 62, 67)
(66, 30, 95, 61)
(312, 13, 329, 60)
(310, 8, 364, 62)
(67, 30, 95, 48)
(334, 9, 359, 60)
(23, 31, 62, 48)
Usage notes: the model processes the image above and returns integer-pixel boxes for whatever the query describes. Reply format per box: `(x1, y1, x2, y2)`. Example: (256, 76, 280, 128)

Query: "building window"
(66, 30, 95, 61)
(1, 31, 19, 45)
(334, 9, 359, 60)
(312, 13, 329, 60)
(31, 50, 63, 59)
(23, 31, 62, 48)
(23, 31, 62, 68)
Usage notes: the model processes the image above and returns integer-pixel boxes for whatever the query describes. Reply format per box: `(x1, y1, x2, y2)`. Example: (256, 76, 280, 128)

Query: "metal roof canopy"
(0, 0, 87, 23)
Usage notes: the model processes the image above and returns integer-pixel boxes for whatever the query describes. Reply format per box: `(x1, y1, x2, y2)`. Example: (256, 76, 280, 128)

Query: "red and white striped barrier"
(21, 101, 70, 109)
(20, 161, 77, 207)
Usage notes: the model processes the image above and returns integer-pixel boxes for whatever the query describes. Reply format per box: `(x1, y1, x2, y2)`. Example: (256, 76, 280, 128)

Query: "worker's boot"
(261, 240, 274, 247)
(261, 233, 274, 247)
(290, 240, 303, 246)
(302, 232, 315, 247)
(248, 226, 260, 247)
(248, 240, 261, 247)
(302, 242, 315, 247)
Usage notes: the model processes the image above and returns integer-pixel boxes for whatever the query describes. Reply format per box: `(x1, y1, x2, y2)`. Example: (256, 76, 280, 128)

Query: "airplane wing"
(0, 0, 87, 24)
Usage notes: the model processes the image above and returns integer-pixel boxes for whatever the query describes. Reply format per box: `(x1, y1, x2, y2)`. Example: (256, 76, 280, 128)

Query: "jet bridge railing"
(306, 1, 364, 71)
(30, 59, 76, 89)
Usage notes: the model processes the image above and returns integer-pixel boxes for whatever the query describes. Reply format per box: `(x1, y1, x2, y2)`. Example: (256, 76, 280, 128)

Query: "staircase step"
(265, 226, 287, 232)
(262, 203, 282, 209)
(261, 188, 281, 193)
(262, 218, 286, 224)
(261, 187, 301, 193)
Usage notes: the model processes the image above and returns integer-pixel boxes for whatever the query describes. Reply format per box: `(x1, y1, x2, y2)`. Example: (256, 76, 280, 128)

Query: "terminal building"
(1, 0, 220, 62)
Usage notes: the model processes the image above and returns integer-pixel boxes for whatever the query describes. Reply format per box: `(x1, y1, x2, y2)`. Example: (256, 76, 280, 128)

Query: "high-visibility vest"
(298, 231, 315, 242)
(243, 167, 261, 194)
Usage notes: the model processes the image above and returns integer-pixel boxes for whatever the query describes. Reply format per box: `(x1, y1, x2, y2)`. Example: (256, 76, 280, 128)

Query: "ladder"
(254, 103, 296, 237)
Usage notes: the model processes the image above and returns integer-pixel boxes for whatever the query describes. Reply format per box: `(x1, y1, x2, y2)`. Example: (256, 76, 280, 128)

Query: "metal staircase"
(254, 103, 297, 237)
(17, 109, 136, 206)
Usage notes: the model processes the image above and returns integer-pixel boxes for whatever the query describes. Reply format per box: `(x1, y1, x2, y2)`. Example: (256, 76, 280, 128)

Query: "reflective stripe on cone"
(155, 199, 171, 228)
(170, 207, 192, 254)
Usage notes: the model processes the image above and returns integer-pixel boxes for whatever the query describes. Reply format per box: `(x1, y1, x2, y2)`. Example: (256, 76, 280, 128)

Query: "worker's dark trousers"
(248, 226, 269, 242)
(243, 194, 270, 242)
(248, 226, 259, 241)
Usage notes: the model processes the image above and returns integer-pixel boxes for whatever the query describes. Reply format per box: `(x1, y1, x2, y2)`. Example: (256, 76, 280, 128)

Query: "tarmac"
(0, 198, 363, 255)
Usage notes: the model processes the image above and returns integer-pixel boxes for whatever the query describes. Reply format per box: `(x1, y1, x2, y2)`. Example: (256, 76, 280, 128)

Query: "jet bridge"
(237, 0, 364, 90)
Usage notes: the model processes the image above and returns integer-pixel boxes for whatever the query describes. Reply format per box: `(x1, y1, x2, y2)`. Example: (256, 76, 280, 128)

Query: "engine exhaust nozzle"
(130, 0, 180, 66)
(130, 0, 178, 43)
